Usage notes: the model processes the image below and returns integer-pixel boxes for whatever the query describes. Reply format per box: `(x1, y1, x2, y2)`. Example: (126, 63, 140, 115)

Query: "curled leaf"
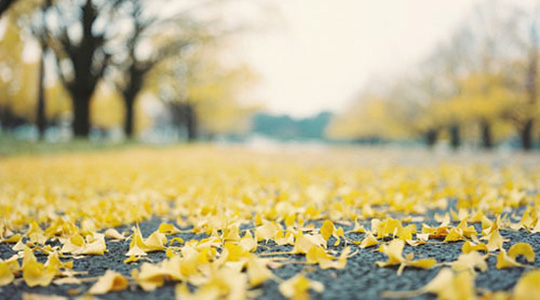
(507, 243, 535, 263)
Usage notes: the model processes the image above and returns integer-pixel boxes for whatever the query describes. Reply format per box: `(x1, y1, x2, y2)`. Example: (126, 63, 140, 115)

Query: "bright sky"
(233, 0, 483, 118)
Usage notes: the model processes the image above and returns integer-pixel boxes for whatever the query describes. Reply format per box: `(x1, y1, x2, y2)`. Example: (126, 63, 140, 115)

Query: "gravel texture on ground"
(1, 214, 539, 300)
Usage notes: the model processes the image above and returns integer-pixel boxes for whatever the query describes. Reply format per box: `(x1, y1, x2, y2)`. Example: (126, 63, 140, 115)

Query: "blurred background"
(1, 0, 540, 152)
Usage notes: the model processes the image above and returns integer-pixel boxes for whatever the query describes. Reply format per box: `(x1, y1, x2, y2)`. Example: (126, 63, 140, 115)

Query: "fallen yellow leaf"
(279, 274, 324, 300)
(513, 270, 540, 300)
(88, 270, 129, 294)
(507, 243, 535, 263)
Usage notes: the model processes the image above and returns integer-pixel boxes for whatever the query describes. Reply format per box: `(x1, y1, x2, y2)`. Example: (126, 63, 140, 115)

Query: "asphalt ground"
(1, 213, 539, 300)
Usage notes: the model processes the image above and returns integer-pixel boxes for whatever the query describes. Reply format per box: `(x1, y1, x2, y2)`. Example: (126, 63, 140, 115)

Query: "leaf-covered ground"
(0, 146, 539, 300)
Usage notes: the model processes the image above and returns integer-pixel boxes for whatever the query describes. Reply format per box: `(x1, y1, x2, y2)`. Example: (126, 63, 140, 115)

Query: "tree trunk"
(449, 124, 461, 150)
(186, 104, 197, 142)
(124, 97, 135, 139)
(520, 25, 538, 151)
(425, 129, 438, 148)
(520, 119, 534, 150)
(72, 96, 91, 137)
(480, 120, 493, 150)
(0, 0, 16, 16)
(36, 48, 47, 140)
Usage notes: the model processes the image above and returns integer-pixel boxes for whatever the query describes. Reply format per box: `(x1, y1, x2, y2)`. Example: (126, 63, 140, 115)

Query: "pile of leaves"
(0, 146, 539, 300)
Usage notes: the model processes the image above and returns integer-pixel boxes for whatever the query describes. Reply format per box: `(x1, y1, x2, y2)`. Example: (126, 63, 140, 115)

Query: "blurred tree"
(33, 1, 52, 139)
(150, 44, 258, 141)
(17, 0, 54, 139)
(0, 15, 71, 131)
(449, 73, 513, 148)
(44, 0, 122, 137)
(465, 2, 508, 149)
(110, 0, 201, 139)
(90, 81, 123, 132)
(326, 0, 540, 150)
(44, 80, 71, 124)
(502, 13, 540, 150)
(189, 63, 258, 138)
(428, 28, 475, 150)
(0, 16, 28, 130)
(328, 92, 406, 142)
(0, 0, 51, 138)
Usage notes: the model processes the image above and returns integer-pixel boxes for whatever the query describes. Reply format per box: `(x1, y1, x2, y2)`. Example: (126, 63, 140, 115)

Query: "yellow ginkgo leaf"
(291, 232, 326, 254)
(45, 252, 72, 274)
(462, 241, 488, 254)
(376, 239, 405, 267)
(284, 214, 296, 229)
(513, 270, 540, 300)
(351, 219, 366, 233)
(377, 218, 402, 239)
(104, 229, 125, 240)
(451, 251, 487, 275)
(223, 242, 251, 262)
(77, 236, 107, 255)
(169, 237, 184, 246)
(507, 243, 535, 263)
(443, 227, 464, 242)
(279, 274, 324, 300)
(26, 221, 47, 245)
(377, 239, 436, 275)
(320, 220, 335, 241)
(321, 247, 350, 270)
(246, 256, 273, 286)
(307, 246, 350, 270)
(223, 225, 241, 242)
(3, 233, 22, 243)
(275, 230, 294, 246)
(496, 249, 522, 269)
(255, 222, 280, 242)
(127, 229, 166, 256)
(333, 226, 346, 246)
(88, 270, 128, 294)
(61, 234, 107, 256)
(23, 261, 55, 287)
(126, 244, 147, 257)
(144, 232, 167, 251)
(21, 293, 68, 300)
(381, 268, 476, 300)
(406, 258, 437, 270)
(158, 223, 181, 235)
(175, 283, 220, 300)
(450, 269, 477, 300)
(60, 234, 85, 254)
(13, 239, 26, 252)
(239, 231, 257, 252)
(0, 261, 14, 286)
(124, 255, 142, 264)
(196, 267, 248, 300)
(486, 229, 504, 252)
(397, 224, 416, 241)
(424, 269, 459, 297)
(359, 231, 378, 249)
